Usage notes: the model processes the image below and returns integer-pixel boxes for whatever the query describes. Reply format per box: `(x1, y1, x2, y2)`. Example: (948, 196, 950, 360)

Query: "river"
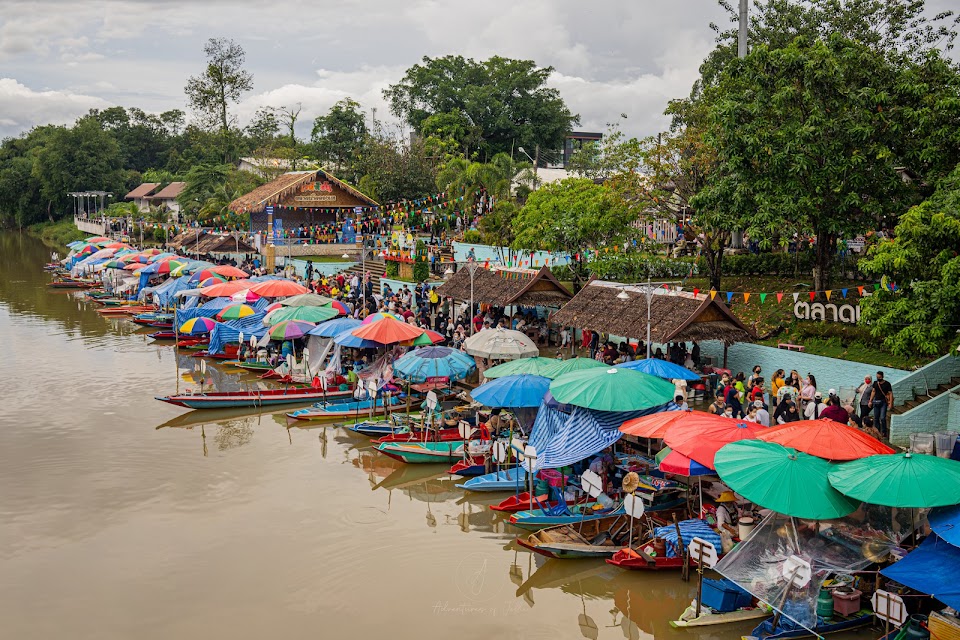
(0, 232, 871, 640)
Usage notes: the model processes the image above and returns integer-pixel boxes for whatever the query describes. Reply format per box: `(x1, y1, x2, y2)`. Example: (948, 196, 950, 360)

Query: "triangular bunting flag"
(874, 284, 881, 291)
(726, 292, 733, 303)
(777, 292, 784, 304)
(809, 291, 816, 301)
(676, 287, 683, 293)
(792, 293, 800, 303)
(693, 288, 700, 297)
(825, 290, 832, 301)
(760, 293, 767, 304)
(857, 286, 864, 296)
(710, 290, 717, 300)
(841, 288, 848, 299)
(743, 292, 750, 303)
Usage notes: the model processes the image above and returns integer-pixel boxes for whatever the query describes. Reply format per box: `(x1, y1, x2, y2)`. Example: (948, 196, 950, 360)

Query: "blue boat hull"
(746, 612, 874, 639)
(457, 468, 530, 491)
(510, 507, 625, 531)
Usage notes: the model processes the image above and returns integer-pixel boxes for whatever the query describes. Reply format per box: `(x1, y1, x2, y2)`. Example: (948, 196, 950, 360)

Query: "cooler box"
(832, 587, 862, 617)
(701, 578, 753, 612)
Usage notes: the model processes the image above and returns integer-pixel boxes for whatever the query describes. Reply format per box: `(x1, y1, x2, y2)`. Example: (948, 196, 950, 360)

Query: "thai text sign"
(794, 300, 861, 324)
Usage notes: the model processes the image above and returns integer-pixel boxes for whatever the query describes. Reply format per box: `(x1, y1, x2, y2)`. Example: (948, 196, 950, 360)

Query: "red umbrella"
(210, 265, 249, 278)
(758, 418, 894, 461)
(327, 300, 349, 314)
(620, 410, 717, 439)
(200, 280, 254, 297)
(248, 279, 309, 297)
(264, 302, 283, 314)
(351, 316, 424, 344)
(663, 415, 765, 469)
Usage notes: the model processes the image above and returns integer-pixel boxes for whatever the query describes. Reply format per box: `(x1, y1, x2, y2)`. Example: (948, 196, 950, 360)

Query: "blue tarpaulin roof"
(881, 534, 960, 609)
(207, 313, 269, 355)
(142, 275, 193, 307)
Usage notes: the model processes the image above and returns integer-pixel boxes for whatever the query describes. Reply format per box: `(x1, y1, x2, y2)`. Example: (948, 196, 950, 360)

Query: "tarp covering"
(715, 512, 898, 633)
(881, 534, 960, 610)
(143, 275, 193, 307)
(207, 311, 270, 355)
(654, 519, 723, 558)
(522, 402, 672, 472)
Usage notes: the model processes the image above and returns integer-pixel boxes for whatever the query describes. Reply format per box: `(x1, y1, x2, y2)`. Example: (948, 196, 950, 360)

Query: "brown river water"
(0, 232, 877, 640)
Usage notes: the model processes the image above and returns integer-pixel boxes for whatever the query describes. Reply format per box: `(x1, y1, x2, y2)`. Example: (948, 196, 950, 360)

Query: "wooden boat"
(48, 280, 99, 289)
(222, 361, 275, 373)
(457, 467, 529, 492)
(375, 428, 462, 444)
(147, 331, 177, 340)
(516, 513, 645, 559)
(286, 396, 404, 422)
(156, 386, 353, 409)
(743, 610, 874, 639)
(132, 313, 173, 325)
(670, 603, 769, 628)
(97, 305, 155, 315)
(509, 503, 624, 531)
(491, 491, 582, 513)
(606, 545, 689, 571)
(448, 457, 487, 476)
(376, 440, 467, 464)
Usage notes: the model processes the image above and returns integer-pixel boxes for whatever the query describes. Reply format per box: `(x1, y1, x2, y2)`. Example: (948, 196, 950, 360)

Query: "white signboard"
(794, 300, 861, 324)
(623, 493, 646, 520)
(782, 555, 812, 588)
(872, 590, 908, 627)
(425, 390, 438, 411)
(580, 470, 604, 498)
(688, 536, 718, 569)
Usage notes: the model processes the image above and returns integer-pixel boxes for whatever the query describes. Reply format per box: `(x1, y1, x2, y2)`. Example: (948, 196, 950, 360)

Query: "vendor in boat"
(715, 491, 741, 548)
(485, 407, 503, 433)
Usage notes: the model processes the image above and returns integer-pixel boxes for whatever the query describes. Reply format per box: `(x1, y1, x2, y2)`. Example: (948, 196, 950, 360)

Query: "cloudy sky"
(0, 0, 954, 142)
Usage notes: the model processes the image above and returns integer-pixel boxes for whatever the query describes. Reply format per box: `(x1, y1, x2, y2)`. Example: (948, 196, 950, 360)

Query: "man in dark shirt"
(869, 371, 894, 436)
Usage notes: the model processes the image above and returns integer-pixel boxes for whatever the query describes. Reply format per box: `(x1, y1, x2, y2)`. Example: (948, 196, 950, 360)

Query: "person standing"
(856, 375, 873, 419)
(869, 371, 894, 437)
(804, 391, 826, 420)
(754, 400, 770, 427)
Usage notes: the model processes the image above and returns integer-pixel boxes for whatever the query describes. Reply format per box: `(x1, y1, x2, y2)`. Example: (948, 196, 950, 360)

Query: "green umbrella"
(484, 357, 558, 379)
(715, 440, 860, 520)
(279, 293, 333, 307)
(540, 357, 608, 379)
(264, 305, 339, 325)
(828, 452, 960, 508)
(548, 366, 675, 412)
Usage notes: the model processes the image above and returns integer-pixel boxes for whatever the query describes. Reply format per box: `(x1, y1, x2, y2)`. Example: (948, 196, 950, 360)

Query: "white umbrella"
(463, 327, 539, 360)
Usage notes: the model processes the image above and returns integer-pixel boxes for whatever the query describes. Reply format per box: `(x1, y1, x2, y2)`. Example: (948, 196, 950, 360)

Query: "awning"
(881, 535, 960, 609)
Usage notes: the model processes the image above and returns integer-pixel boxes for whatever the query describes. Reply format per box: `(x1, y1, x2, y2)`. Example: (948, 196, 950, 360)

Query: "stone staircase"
(342, 258, 386, 293)
(891, 376, 960, 415)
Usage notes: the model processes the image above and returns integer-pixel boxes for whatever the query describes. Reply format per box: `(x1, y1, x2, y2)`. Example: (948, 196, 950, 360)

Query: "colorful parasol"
(333, 327, 380, 349)
(279, 293, 332, 307)
(361, 311, 398, 324)
(230, 290, 261, 302)
(327, 300, 349, 315)
(663, 415, 765, 469)
(248, 279, 309, 297)
(197, 276, 227, 288)
(101, 259, 128, 269)
(351, 316, 424, 344)
(463, 328, 539, 360)
(209, 265, 248, 278)
(308, 317, 361, 338)
(484, 357, 561, 379)
(200, 280, 254, 297)
(179, 317, 218, 335)
(758, 418, 894, 461)
(620, 409, 717, 439)
(392, 346, 477, 384)
(828, 453, 960, 508)
(539, 357, 608, 379)
(264, 305, 339, 325)
(216, 304, 255, 321)
(615, 358, 702, 381)
(549, 366, 675, 412)
(267, 320, 316, 340)
(472, 374, 551, 408)
(407, 329, 445, 346)
(656, 446, 714, 477)
(155, 259, 187, 275)
(715, 440, 861, 519)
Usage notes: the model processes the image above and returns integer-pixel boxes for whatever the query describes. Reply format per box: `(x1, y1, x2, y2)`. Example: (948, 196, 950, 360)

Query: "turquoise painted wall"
(452, 242, 571, 267)
(281, 259, 355, 278)
(890, 384, 960, 447)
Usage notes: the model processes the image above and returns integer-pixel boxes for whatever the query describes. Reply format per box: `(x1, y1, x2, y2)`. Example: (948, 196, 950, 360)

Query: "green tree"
(356, 131, 436, 203)
(311, 98, 367, 175)
(435, 152, 526, 217)
(479, 201, 519, 263)
(512, 178, 639, 289)
(245, 107, 281, 149)
(184, 37, 254, 162)
(384, 55, 578, 159)
(692, 34, 960, 291)
(860, 166, 960, 356)
(567, 121, 643, 181)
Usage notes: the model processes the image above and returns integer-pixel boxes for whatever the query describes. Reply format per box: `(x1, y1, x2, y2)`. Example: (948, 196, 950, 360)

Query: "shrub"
(384, 261, 400, 278)
(462, 229, 482, 243)
(412, 260, 429, 282)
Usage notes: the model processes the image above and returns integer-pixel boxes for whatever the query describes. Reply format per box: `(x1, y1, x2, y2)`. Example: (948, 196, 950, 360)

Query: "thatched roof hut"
(169, 230, 256, 254)
(550, 279, 753, 344)
(436, 265, 573, 308)
(229, 170, 378, 215)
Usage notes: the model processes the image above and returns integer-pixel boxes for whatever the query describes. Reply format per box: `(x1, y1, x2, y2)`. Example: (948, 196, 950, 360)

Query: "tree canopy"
(384, 55, 578, 160)
(310, 98, 367, 177)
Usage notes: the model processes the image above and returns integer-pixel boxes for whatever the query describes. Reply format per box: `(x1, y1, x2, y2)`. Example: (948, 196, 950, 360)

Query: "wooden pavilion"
(436, 265, 573, 309)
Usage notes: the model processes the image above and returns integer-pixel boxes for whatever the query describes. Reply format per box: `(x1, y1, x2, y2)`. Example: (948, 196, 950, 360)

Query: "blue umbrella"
(472, 374, 551, 408)
(930, 504, 960, 548)
(393, 346, 476, 383)
(309, 317, 362, 338)
(615, 358, 702, 381)
(333, 327, 380, 349)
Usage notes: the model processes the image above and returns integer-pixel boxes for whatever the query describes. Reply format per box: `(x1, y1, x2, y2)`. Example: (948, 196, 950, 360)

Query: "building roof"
(125, 183, 160, 199)
(436, 265, 573, 307)
(150, 182, 187, 199)
(229, 169, 379, 214)
(168, 230, 256, 254)
(549, 279, 753, 345)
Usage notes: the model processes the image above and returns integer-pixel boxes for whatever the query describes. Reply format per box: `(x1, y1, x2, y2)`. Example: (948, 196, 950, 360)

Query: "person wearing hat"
(804, 390, 826, 420)
(715, 491, 741, 551)
(754, 400, 770, 427)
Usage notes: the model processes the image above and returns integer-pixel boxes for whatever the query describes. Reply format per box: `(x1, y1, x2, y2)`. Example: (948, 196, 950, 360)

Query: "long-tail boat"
(375, 440, 467, 464)
(286, 396, 404, 422)
(516, 513, 646, 559)
(156, 386, 352, 409)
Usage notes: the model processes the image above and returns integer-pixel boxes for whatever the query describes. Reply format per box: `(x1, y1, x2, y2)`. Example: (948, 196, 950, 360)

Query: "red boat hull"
(375, 428, 462, 444)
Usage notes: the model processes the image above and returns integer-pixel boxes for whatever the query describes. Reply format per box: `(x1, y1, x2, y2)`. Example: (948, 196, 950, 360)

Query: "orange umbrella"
(123, 262, 145, 270)
(758, 418, 894, 461)
(248, 279, 309, 297)
(200, 280, 254, 297)
(209, 265, 249, 278)
(663, 414, 765, 469)
(351, 316, 424, 344)
(620, 409, 719, 439)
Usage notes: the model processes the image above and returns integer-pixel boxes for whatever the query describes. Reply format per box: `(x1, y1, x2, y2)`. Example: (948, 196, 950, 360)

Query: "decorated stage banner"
(341, 217, 356, 244)
(272, 217, 283, 245)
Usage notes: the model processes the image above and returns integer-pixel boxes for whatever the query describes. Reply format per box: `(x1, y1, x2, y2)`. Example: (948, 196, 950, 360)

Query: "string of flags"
(689, 282, 898, 303)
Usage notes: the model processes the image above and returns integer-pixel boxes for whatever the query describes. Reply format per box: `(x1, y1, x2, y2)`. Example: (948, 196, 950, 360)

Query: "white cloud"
(0, 79, 110, 137)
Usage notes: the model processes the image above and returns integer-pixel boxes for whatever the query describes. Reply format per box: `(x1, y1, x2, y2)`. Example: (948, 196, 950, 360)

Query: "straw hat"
(622, 472, 641, 494)
(716, 491, 738, 503)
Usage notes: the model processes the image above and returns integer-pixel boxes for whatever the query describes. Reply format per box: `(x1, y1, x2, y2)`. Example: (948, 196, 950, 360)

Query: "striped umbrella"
(216, 304, 255, 321)
(179, 317, 218, 335)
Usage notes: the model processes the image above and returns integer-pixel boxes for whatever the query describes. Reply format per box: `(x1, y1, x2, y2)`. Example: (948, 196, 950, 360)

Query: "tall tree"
(245, 107, 281, 149)
(356, 131, 436, 203)
(567, 121, 643, 182)
(859, 165, 960, 356)
(692, 34, 960, 291)
(384, 55, 578, 159)
(310, 98, 367, 174)
(184, 37, 254, 162)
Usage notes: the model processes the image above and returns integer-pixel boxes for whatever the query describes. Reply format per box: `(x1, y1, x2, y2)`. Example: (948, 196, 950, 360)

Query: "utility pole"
(738, 0, 748, 58)
(534, 145, 539, 189)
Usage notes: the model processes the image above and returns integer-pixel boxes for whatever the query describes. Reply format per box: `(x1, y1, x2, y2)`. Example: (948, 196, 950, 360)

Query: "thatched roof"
(168, 231, 256, 254)
(436, 265, 573, 307)
(550, 279, 753, 344)
(229, 170, 378, 214)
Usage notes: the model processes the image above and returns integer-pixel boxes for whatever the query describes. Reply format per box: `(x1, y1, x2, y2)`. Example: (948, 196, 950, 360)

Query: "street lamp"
(466, 259, 480, 335)
(517, 146, 539, 191)
(612, 276, 681, 359)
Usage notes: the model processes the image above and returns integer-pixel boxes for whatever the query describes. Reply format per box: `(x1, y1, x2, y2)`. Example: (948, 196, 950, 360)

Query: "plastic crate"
(701, 578, 753, 612)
